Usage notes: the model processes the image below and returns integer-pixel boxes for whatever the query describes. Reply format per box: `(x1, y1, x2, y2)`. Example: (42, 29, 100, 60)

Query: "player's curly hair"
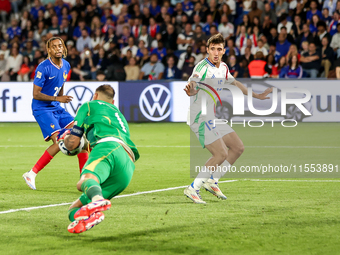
(46, 37, 67, 58)
(207, 33, 225, 48)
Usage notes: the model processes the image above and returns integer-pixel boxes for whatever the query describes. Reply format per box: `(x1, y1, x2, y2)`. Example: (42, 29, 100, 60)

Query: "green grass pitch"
(0, 122, 339, 255)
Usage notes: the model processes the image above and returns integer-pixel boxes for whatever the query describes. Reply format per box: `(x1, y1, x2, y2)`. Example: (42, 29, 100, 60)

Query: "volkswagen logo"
(64, 85, 93, 116)
(139, 84, 171, 121)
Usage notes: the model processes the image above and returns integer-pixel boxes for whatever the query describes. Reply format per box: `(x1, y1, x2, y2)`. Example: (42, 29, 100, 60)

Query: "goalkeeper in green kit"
(57, 84, 140, 234)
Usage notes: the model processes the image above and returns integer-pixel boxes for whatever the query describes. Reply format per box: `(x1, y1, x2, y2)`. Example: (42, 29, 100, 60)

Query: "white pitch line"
(0, 145, 339, 149)
(0, 180, 238, 215)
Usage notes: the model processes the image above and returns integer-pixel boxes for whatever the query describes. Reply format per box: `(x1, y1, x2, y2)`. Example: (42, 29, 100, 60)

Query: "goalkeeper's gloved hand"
(56, 128, 71, 142)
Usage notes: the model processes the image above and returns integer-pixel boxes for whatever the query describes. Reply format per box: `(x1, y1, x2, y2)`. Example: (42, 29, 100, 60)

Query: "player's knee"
(235, 143, 245, 156)
(215, 150, 228, 163)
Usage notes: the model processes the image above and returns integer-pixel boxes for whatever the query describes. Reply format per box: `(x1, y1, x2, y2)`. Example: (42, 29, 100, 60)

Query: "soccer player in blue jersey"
(22, 37, 88, 190)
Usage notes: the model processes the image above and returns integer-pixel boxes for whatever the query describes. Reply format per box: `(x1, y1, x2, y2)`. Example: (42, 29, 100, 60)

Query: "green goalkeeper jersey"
(74, 100, 140, 161)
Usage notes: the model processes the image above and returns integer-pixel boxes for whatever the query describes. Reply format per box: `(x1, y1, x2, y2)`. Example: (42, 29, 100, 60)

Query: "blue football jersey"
(32, 58, 70, 113)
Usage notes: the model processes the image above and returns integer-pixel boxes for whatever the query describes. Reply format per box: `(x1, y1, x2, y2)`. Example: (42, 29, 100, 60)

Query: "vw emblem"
(64, 85, 93, 116)
(139, 84, 171, 121)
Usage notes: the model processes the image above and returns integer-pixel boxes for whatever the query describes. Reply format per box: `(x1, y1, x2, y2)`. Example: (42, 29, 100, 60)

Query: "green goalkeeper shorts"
(79, 141, 135, 205)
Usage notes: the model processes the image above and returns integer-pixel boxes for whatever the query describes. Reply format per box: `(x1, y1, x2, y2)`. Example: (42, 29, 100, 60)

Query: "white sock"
(212, 160, 231, 182)
(92, 195, 104, 202)
(29, 170, 37, 177)
(192, 170, 211, 190)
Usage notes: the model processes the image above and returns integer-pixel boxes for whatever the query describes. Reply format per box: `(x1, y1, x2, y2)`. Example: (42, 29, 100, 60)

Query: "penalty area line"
(0, 180, 238, 215)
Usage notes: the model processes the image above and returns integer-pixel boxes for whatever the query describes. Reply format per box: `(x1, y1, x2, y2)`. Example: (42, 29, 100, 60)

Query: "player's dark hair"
(46, 37, 67, 58)
(207, 33, 225, 48)
(96, 84, 115, 99)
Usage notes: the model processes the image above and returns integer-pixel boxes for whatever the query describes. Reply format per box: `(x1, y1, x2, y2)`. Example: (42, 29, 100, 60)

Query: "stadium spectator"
(228, 54, 240, 78)
(103, 26, 117, 51)
(260, 35, 270, 50)
(209, 24, 218, 36)
(121, 49, 132, 66)
(73, 19, 91, 40)
(252, 39, 268, 56)
(262, 15, 275, 38)
(191, 14, 203, 31)
(266, 53, 279, 78)
(236, 14, 251, 36)
(291, 15, 303, 39)
(0, 51, 6, 80)
(219, 3, 233, 24)
(297, 23, 317, 49)
(148, 17, 159, 39)
(329, 11, 340, 36)
(309, 14, 320, 35)
(21, 41, 35, 61)
(17, 55, 34, 81)
(139, 25, 152, 48)
(181, 55, 195, 80)
(218, 14, 234, 41)
(238, 58, 250, 78)
(286, 44, 300, 62)
(277, 14, 293, 34)
(1, 42, 10, 59)
(177, 46, 196, 70)
(76, 28, 92, 53)
(6, 19, 21, 41)
(195, 44, 208, 64)
(275, 0, 288, 19)
(4, 46, 23, 81)
(141, 6, 152, 26)
(248, 0, 262, 23)
(91, 28, 104, 54)
(139, 53, 164, 80)
(280, 54, 303, 78)
(150, 32, 162, 49)
(78, 47, 96, 80)
(66, 46, 81, 80)
(320, 36, 333, 78)
(323, 0, 337, 16)
(203, 14, 217, 35)
(151, 40, 166, 60)
(159, 13, 171, 33)
(276, 55, 287, 75)
(117, 25, 131, 48)
(163, 55, 181, 79)
(276, 33, 291, 56)
(248, 51, 270, 78)
(93, 47, 110, 73)
(317, 21, 331, 46)
(121, 36, 138, 57)
(300, 42, 321, 78)
(294, 2, 306, 23)
(177, 23, 193, 51)
(138, 47, 150, 67)
(321, 8, 332, 26)
(131, 18, 142, 39)
(21, 30, 40, 50)
(279, 26, 295, 44)
(59, 18, 73, 40)
(268, 27, 278, 46)
(235, 25, 248, 52)
(243, 0, 252, 13)
(30, 0, 45, 20)
(124, 57, 140, 80)
(307, 0, 322, 23)
(225, 39, 240, 56)
(191, 25, 207, 47)
(111, 0, 123, 16)
(330, 23, 340, 57)
(261, 2, 277, 25)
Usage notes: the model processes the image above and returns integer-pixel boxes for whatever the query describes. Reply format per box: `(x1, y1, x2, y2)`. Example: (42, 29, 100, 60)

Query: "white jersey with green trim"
(187, 58, 235, 125)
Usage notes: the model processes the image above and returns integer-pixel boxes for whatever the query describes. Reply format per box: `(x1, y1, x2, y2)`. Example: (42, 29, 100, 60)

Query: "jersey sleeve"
(74, 102, 90, 128)
(188, 63, 206, 82)
(33, 64, 47, 87)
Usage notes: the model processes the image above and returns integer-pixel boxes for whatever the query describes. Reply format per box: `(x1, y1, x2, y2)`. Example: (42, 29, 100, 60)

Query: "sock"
(68, 207, 79, 222)
(192, 170, 211, 190)
(32, 151, 53, 174)
(212, 160, 231, 182)
(81, 179, 103, 201)
(77, 152, 89, 173)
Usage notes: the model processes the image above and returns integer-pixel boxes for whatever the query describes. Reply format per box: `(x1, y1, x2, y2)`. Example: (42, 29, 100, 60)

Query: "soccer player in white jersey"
(184, 33, 272, 204)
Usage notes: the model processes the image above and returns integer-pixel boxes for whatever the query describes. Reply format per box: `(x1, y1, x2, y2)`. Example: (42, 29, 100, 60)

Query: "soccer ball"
(58, 135, 88, 156)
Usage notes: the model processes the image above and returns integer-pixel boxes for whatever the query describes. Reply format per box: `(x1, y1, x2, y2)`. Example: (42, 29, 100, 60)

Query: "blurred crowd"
(1, 0, 340, 82)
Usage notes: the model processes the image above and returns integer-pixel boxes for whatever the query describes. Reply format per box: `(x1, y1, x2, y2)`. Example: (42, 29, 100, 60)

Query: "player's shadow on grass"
(77, 224, 210, 254)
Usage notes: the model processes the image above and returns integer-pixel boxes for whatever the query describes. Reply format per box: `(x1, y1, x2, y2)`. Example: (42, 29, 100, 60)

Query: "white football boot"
(22, 170, 37, 190)
(203, 178, 227, 200)
(184, 185, 206, 204)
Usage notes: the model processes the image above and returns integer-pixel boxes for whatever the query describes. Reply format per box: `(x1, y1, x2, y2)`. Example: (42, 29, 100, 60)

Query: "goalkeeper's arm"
(64, 126, 84, 151)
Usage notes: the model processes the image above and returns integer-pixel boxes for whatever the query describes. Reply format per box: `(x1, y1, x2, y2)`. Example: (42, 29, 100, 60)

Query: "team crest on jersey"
(63, 71, 67, 81)
(50, 124, 55, 129)
(36, 71, 42, 79)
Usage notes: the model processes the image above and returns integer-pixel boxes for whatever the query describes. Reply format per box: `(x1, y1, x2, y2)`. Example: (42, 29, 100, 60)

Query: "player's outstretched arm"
(184, 81, 199, 96)
(33, 84, 73, 103)
(231, 80, 272, 100)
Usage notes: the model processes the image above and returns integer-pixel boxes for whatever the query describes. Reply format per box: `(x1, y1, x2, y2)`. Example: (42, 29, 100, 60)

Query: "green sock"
(68, 207, 79, 222)
(81, 179, 103, 201)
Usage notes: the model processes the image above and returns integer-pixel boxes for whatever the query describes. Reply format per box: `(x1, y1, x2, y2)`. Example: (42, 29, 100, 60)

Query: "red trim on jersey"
(48, 57, 63, 70)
